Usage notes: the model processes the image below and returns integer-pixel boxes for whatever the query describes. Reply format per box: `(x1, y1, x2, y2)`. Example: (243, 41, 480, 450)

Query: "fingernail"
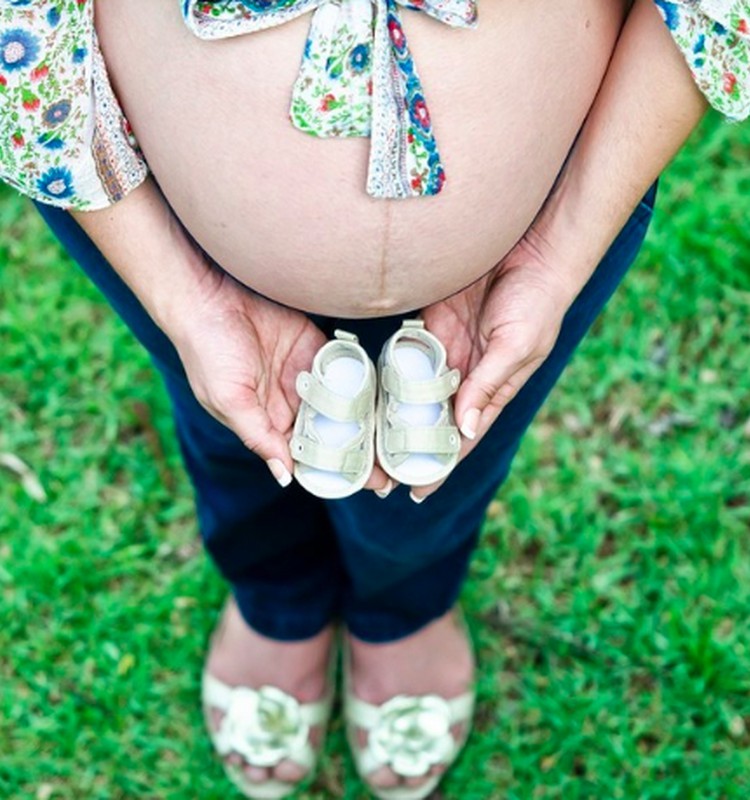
(460, 408, 481, 441)
(410, 491, 427, 505)
(268, 458, 292, 488)
(375, 479, 394, 500)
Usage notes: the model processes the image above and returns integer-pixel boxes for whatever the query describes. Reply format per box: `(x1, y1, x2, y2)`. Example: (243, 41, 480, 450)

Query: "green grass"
(1, 111, 749, 799)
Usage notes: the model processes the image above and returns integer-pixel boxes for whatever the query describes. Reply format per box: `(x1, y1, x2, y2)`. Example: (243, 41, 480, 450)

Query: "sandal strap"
(384, 425, 461, 456)
(290, 435, 368, 476)
(296, 370, 372, 422)
(202, 672, 332, 727)
(381, 365, 460, 405)
(346, 692, 474, 731)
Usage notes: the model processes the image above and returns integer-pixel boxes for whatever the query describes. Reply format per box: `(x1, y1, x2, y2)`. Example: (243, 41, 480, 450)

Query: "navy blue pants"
(36, 185, 656, 643)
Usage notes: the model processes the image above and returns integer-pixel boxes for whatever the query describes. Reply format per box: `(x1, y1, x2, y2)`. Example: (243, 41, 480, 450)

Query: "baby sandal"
(291, 329, 376, 499)
(376, 320, 461, 487)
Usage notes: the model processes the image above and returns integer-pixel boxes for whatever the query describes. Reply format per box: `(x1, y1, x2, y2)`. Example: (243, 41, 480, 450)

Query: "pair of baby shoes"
(291, 320, 462, 499)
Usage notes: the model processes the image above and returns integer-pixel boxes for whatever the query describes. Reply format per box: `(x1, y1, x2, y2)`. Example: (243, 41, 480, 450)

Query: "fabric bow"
(183, 0, 478, 198)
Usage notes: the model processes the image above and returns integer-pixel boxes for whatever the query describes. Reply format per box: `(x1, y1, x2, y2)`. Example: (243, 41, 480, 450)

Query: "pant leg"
(34, 203, 345, 640)
(329, 187, 658, 643)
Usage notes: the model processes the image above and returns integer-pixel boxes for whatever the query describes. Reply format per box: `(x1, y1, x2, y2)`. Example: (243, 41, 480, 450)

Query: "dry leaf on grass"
(0, 452, 47, 502)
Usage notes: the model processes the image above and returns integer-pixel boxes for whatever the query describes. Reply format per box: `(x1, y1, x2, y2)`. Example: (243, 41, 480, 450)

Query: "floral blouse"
(0, 0, 748, 210)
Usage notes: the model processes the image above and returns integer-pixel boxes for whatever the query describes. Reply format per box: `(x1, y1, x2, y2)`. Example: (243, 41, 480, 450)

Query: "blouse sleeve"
(654, 0, 750, 120)
(0, 0, 148, 211)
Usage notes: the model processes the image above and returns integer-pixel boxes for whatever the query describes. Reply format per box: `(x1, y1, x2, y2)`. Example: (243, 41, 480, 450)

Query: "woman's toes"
(244, 765, 271, 783)
(209, 707, 223, 729)
(367, 766, 400, 789)
(226, 753, 243, 768)
(404, 775, 431, 788)
(273, 759, 308, 783)
(430, 763, 448, 776)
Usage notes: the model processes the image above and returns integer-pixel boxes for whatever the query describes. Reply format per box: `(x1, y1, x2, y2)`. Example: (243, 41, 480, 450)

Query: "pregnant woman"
(1, 0, 746, 797)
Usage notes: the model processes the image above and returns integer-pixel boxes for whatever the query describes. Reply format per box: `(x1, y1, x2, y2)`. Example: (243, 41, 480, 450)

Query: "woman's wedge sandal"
(376, 320, 462, 487)
(291, 330, 376, 499)
(342, 615, 476, 800)
(202, 638, 339, 800)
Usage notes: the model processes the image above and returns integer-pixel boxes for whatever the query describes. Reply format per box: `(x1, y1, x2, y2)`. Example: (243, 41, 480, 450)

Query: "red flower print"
(23, 96, 40, 111)
(413, 99, 430, 129)
(388, 19, 405, 50)
(411, 176, 422, 191)
(367, 79, 373, 96)
(0, 75, 6, 88)
(31, 65, 49, 82)
(738, 19, 748, 34)
(320, 93, 336, 112)
(12, 133, 24, 148)
(724, 72, 738, 95)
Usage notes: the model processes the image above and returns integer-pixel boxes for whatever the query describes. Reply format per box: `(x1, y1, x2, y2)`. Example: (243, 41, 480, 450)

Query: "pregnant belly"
(96, 0, 628, 317)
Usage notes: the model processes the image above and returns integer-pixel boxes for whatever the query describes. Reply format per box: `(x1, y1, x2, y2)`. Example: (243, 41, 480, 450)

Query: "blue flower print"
(0, 28, 41, 72)
(37, 167, 75, 200)
(47, 8, 61, 28)
(653, 0, 680, 31)
(43, 100, 72, 128)
(72, 47, 88, 64)
(349, 43, 370, 74)
(238, 0, 297, 12)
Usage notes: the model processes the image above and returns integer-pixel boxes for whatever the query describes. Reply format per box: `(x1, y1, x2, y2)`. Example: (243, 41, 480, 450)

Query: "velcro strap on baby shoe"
(290, 435, 367, 476)
(333, 329, 360, 343)
(381, 366, 460, 405)
(384, 426, 461, 456)
(296, 372, 371, 422)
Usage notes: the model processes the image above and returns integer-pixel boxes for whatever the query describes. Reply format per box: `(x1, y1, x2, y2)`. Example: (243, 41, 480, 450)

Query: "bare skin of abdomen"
(95, 1, 628, 318)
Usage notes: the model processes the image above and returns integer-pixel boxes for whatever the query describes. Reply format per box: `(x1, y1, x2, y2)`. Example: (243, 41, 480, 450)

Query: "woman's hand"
(414, 0, 709, 503)
(168, 265, 393, 491)
(415, 229, 577, 501)
(166, 265, 325, 486)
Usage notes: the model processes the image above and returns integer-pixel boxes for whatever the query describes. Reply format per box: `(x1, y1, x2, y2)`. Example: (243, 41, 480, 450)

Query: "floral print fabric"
(0, 0, 748, 210)
(183, 0, 478, 198)
(0, 0, 147, 210)
(655, 0, 750, 120)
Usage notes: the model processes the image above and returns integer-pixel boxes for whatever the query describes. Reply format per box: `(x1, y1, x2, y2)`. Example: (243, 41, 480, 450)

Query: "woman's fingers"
(224, 402, 295, 487)
(411, 357, 545, 503)
(365, 464, 395, 498)
(226, 401, 396, 496)
(462, 356, 545, 435)
(454, 333, 534, 439)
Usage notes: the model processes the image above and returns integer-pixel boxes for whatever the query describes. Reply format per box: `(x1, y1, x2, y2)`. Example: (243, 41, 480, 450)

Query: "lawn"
(1, 111, 749, 800)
